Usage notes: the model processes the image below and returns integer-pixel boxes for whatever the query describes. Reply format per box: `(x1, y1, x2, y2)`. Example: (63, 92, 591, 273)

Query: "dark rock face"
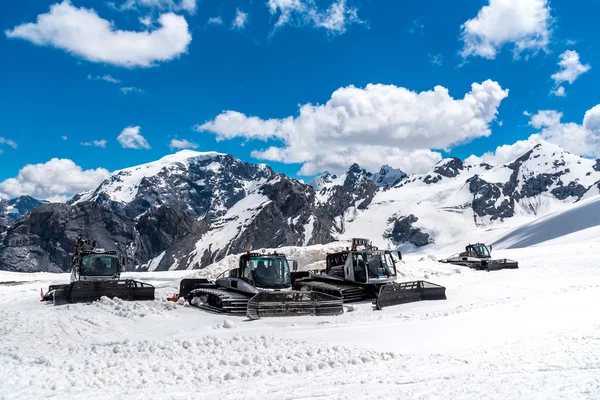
(550, 182, 588, 200)
(136, 206, 209, 263)
(594, 160, 600, 172)
(384, 214, 431, 247)
(433, 158, 464, 178)
(468, 176, 514, 220)
(0, 202, 137, 272)
(0, 202, 209, 272)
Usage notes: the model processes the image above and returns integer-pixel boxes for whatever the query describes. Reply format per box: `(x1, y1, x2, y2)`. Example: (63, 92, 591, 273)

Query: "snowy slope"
(2, 238, 600, 399)
(492, 194, 600, 249)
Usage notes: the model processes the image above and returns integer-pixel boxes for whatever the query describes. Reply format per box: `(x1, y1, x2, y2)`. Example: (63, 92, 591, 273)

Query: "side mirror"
(397, 251, 402, 261)
(489, 245, 493, 252)
(292, 260, 298, 272)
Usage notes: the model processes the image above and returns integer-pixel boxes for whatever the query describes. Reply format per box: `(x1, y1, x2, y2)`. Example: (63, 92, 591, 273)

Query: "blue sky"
(1, 0, 599, 200)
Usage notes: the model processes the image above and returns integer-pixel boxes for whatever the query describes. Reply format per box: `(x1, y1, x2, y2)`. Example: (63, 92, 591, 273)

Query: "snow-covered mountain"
(70, 150, 274, 220)
(2, 142, 600, 272)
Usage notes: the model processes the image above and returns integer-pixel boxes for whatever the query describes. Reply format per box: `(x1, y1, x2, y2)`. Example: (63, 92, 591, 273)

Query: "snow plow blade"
(487, 259, 519, 271)
(246, 291, 344, 320)
(53, 280, 155, 306)
(375, 280, 446, 310)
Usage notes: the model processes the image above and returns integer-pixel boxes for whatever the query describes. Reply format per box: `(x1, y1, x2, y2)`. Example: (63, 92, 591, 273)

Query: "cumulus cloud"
(197, 80, 509, 175)
(528, 109, 563, 128)
(5, 1, 192, 68)
(467, 106, 600, 165)
(552, 86, 566, 97)
(460, 0, 552, 60)
(120, 86, 144, 94)
(231, 8, 248, 30)
(550, 50, 590, 96)
(120, 0, 197, 14)
(465, 136, 544, 165)
(87, 74, 121, 83)
(80, 140, 107, 148)
(268, 0, 362, 35)
(169, 138, 198, 150)
(117, 126, 151, 149)
(0, 158, 110, 202)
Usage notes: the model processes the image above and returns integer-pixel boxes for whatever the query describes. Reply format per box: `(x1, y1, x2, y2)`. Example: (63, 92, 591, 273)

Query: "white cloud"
(87, 74, 121, 83)
(0, 138, 18, 149)
(197, 80, 509, 175)
(428, 53, 443, 66)
(139, 16, 153, 27)
(467, 106, 600, 165)
(120, 86, 144, 94)
(5, 1, 192, 68)
(268, 0, 362, 35)
(0, 158, 110, 202)
(232, 8, 248, 30)
(121, 0, 197, 14)
(552, 86, 566, 97)
(465, 136, 544, 165)
(528, 109, 563, 128)
(61, 135, 68, 141)
(551, 50, 590, 91)
(169, 138, 198, 150)
(460, 0, 552, 60)
(117, 126, 151, 149)
(80, 140, 107, 148)
(208, 16, 223, 25)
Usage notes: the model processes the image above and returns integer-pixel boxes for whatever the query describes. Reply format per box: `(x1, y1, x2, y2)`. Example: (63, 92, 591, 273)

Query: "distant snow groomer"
(292, 238, 447, 310)
(439, 243, 518, 271)
(169, 251, 343, 320)
(41, 238, 155, 305)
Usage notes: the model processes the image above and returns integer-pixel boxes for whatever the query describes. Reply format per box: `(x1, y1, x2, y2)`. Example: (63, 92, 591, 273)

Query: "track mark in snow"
(0, 335, 397, 399)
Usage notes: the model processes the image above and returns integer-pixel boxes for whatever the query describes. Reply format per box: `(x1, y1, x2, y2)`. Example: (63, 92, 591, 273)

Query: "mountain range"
(1, 142, 599, 272)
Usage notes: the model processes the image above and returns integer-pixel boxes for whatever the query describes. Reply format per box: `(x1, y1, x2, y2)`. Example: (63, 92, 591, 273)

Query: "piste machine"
(439, 243, 519, 271)
(41, 238, 155, 305)
(293, 238, 447, 309)
(170, 251, 343, 320)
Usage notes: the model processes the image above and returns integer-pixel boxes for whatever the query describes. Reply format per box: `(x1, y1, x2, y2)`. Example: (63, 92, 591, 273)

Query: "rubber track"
(188, 288, 250, 314)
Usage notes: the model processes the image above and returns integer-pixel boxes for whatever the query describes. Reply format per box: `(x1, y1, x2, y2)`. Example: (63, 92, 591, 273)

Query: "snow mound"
(493, 195, 600, 249)
(91, 297, 178, 319)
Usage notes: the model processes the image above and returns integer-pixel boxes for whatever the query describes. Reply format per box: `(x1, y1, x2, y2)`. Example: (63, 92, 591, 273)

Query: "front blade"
(53, 280, 155, 305)
(375, 280, 446, 310)
(246, 291, 343, 320)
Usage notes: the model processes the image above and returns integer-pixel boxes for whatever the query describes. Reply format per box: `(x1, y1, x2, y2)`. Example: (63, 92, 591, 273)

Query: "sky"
(1, 0, 600, 201)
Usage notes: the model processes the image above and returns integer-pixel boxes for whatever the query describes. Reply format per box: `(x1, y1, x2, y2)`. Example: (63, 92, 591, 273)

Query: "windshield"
(80, 255, 119, 276)
(473, 245, 491, 258)
(365, 252, 396, 278)
(244, 257, 291, 289)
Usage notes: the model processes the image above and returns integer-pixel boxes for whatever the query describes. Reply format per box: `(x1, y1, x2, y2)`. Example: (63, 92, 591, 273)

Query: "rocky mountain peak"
(344, 163, 373, 187)
(372, 165, 407, 187)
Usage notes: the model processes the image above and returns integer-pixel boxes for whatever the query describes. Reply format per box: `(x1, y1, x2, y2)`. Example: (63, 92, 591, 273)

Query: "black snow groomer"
(439, 243, 518, 271)
(171, 251, 343, 320)
(41, 238, 155, 305)
(292, 238, 447, 310)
